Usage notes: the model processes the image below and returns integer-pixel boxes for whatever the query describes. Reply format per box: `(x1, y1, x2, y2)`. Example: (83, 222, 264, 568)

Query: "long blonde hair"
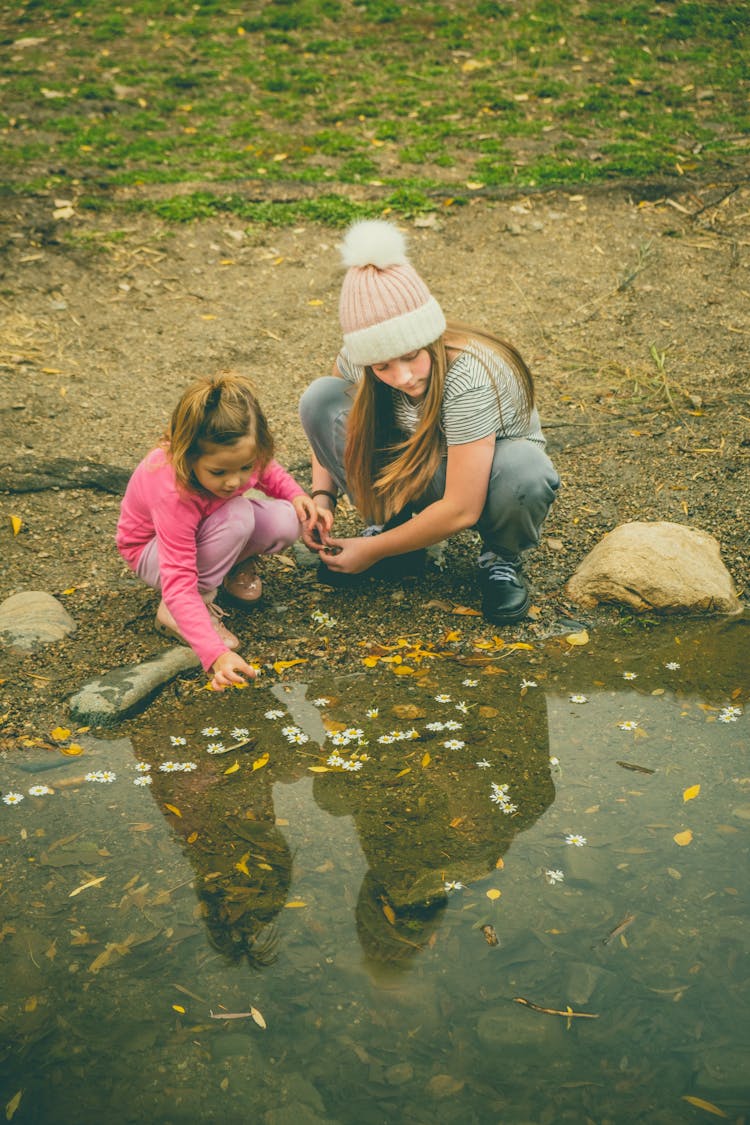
(165, 371, 274, 492)
(344, 321, 534, 523)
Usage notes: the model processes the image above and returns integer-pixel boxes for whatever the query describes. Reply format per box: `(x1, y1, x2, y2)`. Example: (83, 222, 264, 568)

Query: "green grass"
(1, 0, 747, 223)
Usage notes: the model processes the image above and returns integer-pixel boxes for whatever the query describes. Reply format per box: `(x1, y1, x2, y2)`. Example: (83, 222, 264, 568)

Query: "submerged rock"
(0, 590, 76, 651)
(566, 521, 742, 615)
(69, 646, 200, 725)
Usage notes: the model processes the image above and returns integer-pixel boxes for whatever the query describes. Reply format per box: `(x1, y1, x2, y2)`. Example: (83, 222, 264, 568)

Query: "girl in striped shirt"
(299, 220, 559, 624)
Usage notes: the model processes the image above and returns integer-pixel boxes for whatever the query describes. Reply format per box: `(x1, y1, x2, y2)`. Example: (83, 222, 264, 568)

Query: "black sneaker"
(478, 551, 531, 624)
(316, 511, 425, 587)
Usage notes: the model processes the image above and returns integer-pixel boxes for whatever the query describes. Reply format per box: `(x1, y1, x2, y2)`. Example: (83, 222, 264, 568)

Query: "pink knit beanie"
(338, 220, 446, 366)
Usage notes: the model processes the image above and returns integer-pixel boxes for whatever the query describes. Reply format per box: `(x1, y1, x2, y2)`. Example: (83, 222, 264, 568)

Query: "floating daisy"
(521, 679, 538, 689)
(133, 775, 152, 787)
(230, 727, 249, 740)
(201, 727, 220, 737)
(569, 694, 588, 705)
(443, 720, 463, 731)
(312, 610, 337, 629)
(435, 694, 452, 703)
(718, 711, 739, 723)
(170, 736, 187, 747)
(286, 730, 309, 745)
(85, 770, 116, 783)
(545, 869, 564, 885)
(135, 762, 151, 773)
(549, 756, 560, 768)
(312, 698, 330, 708)
(444, 880, 465, 892)
(264, 710, 285, 720)
(665, 662, 681, 671)
(425, 721, 446, 732)
(462, 679, 478, 687)
(618, 720, 639, 731)
(623, 672, 638, 680)
(176, 762, 197, 772)
(159, 761, 180, 773)
(443, 739, 466, 750)
(205, 742, 226, 755)
(366, 708, 379, 719)
(721, 705, 742, 718)
(476, 759, 491, 768)
(28, 784, 54, 797)
(3, 792, 24, 805)
(455, 701, 469, 714)
(342, 759, 363, 772)
(377, 733, 396, 744)
(404, 728, 420, 741)
(326, 752, 345, 767)
(565, 834, 587, 847)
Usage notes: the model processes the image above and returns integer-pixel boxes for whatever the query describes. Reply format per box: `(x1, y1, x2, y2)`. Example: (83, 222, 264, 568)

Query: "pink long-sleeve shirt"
(116, 448, 305, 671)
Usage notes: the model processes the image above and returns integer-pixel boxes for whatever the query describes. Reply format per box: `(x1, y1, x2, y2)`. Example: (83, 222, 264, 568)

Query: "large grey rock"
(0, 590, 76, 651)
(566, 521, 742, 615)
(69, 646, 200, 725)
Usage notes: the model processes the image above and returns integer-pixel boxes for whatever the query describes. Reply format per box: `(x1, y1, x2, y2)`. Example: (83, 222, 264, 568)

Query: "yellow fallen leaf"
(5, 1090, 22, 1121)
(258, 862, 272, 871)
(50, 727, 71, 741)
(486, 888, 502, 900)
(272, 658, 307, 674)
(235, 852, 250, 876)
(393, 665, 415, 675)
(453, 605, 482, 616)
(252, 753, 269, 771)
(566, 630, 589, 646)
(683, 784, 700, 803)
(396, 767, 411, 778)
(250, 1005, 267, 1029)
(308, 765, 329, 773)
(69, 875, 106, 898)
(681, 1095, 727, 1118)
(186, 831, 198, 844)
(495, 857, 505, 869)
(224, 761, 240, 775)
(164, 803, 182, 818)
(382, 903, 396, 925)
(307, 298, 323, 306)
(674, 829, 693, 846)
(10, 515, 22, 536)
(421, 752, 431, 768)
(284, 900, 307, 908)
(172, 1004, 186, 1014)
(362, 655, 380, 667)
(60, 742, 84, 756)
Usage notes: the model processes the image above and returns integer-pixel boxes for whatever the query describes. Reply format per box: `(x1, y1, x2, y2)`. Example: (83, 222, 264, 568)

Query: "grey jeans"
(299, 376, 560, 560)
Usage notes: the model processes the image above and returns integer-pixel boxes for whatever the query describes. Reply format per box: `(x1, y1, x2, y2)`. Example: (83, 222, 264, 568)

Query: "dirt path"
(1, 181, 748, 736)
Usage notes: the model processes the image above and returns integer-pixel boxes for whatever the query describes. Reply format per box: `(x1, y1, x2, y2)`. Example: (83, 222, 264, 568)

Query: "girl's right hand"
(301, 505, 336, 552)
(210, 651, 257, 692)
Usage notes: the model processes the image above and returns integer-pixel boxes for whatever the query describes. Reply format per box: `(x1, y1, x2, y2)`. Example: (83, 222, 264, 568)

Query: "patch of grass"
(2, 0, 747, 220)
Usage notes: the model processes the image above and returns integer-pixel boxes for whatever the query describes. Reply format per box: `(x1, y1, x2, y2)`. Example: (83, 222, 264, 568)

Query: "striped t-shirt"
(336, 342, 545, 448)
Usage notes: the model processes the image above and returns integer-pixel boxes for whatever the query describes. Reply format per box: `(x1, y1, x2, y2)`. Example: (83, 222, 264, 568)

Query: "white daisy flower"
(549, 756, 560, 767)
(489, 790, 507, 805)
(85, 771, 102, 782)
(287, 731, 309, 745)
(425, 721, 445, 732)
(377, 733, 396, 744)
(443, 720, 463, 731)
(344, 728, 364, 740)
(444, 880, 465, 892)
(159, 761, 180, 772)
(435, 694, 452, 703)
(350, 760, 363, 771)
(366, 708, 379, 718)
(455, 701, 469, 714)
(718, 712, 738, 723)
(134, 775, 152, 786)
(231, 727, 249, 740)
(500, 801, 518, 815)
(176, 762, 197, 772)
(491, 782, 509, 794)
(98, 771, 116, 783)
(521, 679, 538, 689)
(462, 679, 478, 687)
(565, 834, 587, 847)
(135, 762, 151, 773)
(623, 671, 638, 680)
(170, 736, 187, 746)
(618, 720, 639, 731)
(326, 753, 345, 767)
(721, 705, 742, 718)
(201, 727, 220, 737)
(443, 739, 466, 750)
(312, 698, 330, 707)
(404, 729, 420, 740)
(476, 759, 491, 768)
(28, 784, 54, 796)
(545, 869, 564, 885)
(3, 792, 24, 805)
(264, 710, 285, 720)
(569, 694, 588, 704)
(665, 662, 681, 670)
(205, 742, 226, 755)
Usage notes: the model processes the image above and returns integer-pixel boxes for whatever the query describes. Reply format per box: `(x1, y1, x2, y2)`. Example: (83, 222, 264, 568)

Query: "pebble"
(0, 590, 76, 651)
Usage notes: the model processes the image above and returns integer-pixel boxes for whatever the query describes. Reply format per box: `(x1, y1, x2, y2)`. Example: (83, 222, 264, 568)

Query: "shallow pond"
(1, 616, 748, 1124)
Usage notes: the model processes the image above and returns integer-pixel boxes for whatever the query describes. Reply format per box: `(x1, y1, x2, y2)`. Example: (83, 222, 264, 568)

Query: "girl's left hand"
(292, 494, 319, 526)
(317, 535, 379, 574)
(210, 651, 257, 692)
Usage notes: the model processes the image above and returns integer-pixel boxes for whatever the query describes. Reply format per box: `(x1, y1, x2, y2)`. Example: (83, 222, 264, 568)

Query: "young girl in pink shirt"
(117, 372, 326, 690)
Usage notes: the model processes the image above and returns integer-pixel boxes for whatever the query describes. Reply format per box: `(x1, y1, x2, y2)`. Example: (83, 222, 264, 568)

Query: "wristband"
(311, 489, 338, 508)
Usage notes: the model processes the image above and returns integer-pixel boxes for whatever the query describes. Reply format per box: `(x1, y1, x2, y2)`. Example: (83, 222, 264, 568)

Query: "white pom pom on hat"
(338, 219, 446, 367)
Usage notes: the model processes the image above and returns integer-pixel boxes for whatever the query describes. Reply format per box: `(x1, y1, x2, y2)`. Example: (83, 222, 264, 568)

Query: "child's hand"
(210, 651, 257, 692)
(292, 494, 319, 525)
(300, 504, 336, 551)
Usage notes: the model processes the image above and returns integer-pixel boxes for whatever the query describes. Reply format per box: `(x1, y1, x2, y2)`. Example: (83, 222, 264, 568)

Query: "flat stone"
(0, 590, 76, 651)
(566, 521, 742, 615)
(68, 646, 200, 725)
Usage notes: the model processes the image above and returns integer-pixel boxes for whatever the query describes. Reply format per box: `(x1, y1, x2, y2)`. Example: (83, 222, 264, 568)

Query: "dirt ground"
(1, 180, 748, 739)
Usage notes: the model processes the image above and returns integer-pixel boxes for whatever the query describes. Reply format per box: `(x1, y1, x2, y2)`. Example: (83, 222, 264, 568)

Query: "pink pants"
(135, 496, 300, 594)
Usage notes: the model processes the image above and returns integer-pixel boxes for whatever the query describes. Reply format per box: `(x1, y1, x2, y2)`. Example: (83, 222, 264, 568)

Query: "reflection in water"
(0, 616, 747, 1122)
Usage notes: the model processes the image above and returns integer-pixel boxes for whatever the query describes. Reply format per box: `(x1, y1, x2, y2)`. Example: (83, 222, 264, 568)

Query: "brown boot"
(223, 558, 263, 603)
